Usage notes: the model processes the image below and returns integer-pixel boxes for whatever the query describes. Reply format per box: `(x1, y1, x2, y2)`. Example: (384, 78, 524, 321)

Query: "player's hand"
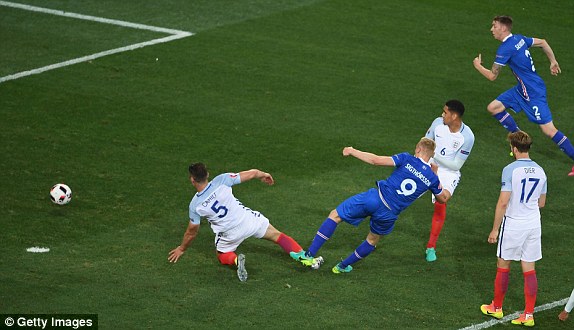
(260, 173, 274, 185)
(473, 54, 482, 67)
(550, 62, 561, 76)
(558, 310, 569, 321)
(168, 246, 185, 263)
(343, 147, 355, 156)
(487, 230, 498, 244)
(430, 162, 439, 174)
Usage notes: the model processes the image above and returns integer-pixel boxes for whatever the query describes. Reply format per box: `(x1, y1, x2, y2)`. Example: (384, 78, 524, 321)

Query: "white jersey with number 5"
(501, 159, 547, 230)
(189, 173, 261, 234)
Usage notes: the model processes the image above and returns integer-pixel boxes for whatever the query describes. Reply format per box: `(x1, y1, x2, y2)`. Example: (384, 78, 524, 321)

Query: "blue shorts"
(335, 188, 398, 235)
(497, 88, 552, 125)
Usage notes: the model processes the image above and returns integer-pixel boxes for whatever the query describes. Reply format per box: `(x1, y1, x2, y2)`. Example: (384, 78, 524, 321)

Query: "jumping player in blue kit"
(473, 15, 574, 176)
(291, 138, 451, 273)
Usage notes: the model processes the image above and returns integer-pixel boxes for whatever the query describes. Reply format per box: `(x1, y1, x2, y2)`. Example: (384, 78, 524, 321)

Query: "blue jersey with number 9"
(377, 153, 442, 214)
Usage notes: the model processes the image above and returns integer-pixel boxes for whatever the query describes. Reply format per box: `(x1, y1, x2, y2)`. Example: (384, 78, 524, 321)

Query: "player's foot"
(236, 254, 247, 282)
(425, 247, 437, 262)
(332, 262, 353, 274)
(480, 302, 503, 319)
(511, 313, 534, 327)
(568, 165, 574, 177)
(290, 250, 322, 268)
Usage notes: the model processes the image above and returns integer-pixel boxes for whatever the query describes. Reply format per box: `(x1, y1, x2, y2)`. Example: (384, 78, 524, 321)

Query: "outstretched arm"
(168, 222, 200, 263)
(532, 38, 561, 76)
(473, 53, 502, 81)
(342, 147, 395, 166)
(433, 154, 467, 171)
(238, 169, 274, 185)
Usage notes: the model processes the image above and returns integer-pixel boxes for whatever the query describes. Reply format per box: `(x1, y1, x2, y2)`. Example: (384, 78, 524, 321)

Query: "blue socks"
(493, 111, 520, 132)
(307, 218, 338, 257)
(340, 240, 376, 268)
(552, 131, 574, 161)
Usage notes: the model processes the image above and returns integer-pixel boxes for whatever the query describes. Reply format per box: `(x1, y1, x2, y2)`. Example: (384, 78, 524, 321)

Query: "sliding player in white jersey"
(168, 163, 321, 282)
(424, 100, 475, 262)
(481, 131, 547, 327)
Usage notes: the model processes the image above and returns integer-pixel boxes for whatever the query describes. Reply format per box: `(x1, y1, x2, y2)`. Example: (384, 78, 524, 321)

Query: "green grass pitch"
(1, 0, 573, 328)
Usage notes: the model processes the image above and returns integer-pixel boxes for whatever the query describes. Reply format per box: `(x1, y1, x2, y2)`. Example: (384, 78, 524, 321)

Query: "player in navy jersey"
(472, 15, 574, 176)
(168, 163, 322, 282)
(291, 138, 451, 273)
(480, 131, 547, 327)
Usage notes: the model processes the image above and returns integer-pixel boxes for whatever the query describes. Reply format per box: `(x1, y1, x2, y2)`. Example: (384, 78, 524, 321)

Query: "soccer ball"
(50, 183, 72, 205)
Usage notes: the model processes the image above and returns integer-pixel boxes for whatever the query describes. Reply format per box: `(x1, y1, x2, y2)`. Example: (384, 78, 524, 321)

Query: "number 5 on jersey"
(211, 200, 229, 218)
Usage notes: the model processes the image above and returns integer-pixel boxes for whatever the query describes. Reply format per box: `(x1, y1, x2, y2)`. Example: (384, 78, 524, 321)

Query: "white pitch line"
(0, 1, 194, 83)
(459, 298, 569, 330)
(0, 33, 191, 83)
(0, 1, 191, 35)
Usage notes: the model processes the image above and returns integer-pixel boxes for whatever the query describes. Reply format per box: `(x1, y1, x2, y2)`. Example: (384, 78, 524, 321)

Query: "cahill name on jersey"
(189, 173, 261, 233)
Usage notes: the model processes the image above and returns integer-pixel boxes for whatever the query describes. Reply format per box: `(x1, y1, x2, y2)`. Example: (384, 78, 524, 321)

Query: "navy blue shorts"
(497, 88, 552, 125)
(335, 188, 398, 235)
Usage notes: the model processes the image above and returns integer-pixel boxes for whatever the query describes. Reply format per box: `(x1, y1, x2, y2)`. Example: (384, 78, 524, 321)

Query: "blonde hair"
(417, 137, 436, 158)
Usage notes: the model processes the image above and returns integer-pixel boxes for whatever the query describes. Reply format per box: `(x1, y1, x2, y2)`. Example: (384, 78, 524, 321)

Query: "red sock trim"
(427, 202, 447, 248)
(493, 267, 510, 308)
(523, 270, 537, 314)
(217, 252, 237, 265)
(277, 233, 302, 254)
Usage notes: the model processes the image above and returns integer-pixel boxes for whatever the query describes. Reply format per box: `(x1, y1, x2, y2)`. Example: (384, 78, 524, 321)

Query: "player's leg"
(539, 122, 574, 176)
(215, 224, 251, 282)
(425, 201, 446, 262)
(512, 228, 541, 326)
(293, 208, 342, 261)
(332, 207, 394, 274)
(300, 190, 374, 260)
(481, 258, 510, 319)
(488, 98, 520, 133)
(426, 180, 453, 262)
(333, 231, 381, 274)
(262, 224, 302, 253)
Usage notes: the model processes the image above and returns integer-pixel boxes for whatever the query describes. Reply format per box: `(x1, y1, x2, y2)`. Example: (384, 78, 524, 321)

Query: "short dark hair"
(189, 162, 208, 183)
(508, 131, 532, 153)
(493, 15, 513, 30)
(445, 99, 465, 117)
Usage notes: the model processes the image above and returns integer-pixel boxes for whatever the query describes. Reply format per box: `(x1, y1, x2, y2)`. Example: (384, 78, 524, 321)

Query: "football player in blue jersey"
(291, 138, 451, 274)
(472, 15, 574, 176)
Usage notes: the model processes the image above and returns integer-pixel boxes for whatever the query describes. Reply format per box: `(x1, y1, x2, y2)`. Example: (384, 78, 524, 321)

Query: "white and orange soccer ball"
(50, 183, 72, 205)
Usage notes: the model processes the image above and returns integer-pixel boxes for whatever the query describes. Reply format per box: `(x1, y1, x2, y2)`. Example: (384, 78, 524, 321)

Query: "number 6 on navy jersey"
(211, 200, 229, 218)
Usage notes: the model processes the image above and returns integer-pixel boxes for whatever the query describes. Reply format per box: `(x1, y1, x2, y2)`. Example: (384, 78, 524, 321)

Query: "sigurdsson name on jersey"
(405, 163, 431, 187)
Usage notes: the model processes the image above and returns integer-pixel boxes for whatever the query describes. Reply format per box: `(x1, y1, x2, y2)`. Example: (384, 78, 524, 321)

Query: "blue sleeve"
(524, 36, 534, 48)
(189, 202, 201, 224)
(425, 117, 442, 139)
(213, 173, 241, 187)
(495, 42, 512, 66)
(500, 165, 513, 192)
(391, 153, 407, 167)
(457, 126, 475, 161)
